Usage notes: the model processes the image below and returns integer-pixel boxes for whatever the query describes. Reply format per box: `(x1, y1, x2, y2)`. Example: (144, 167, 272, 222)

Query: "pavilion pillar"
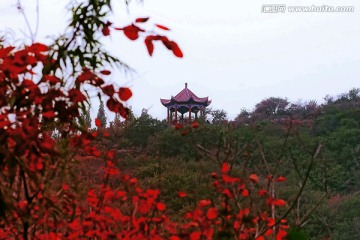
(189, 107, 192, 122)
(167, 108, 170, 123)
(175, 107, 178, 123)
(195, 112, 198, 120)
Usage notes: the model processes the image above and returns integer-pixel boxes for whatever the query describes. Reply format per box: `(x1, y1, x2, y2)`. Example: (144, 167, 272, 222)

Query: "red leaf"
(206, 207, 218, 220)
(95, 118, 101, 127)
(7, 138, 16, 149)
(107, 98, 129, 119)
(198, 200, 211, 208)
(44, 75, 61, 85)
(19, 200, 28, 209)
(160, 37, 183, 57)
(170, 41, 183, 58)
(68, 89, 86, 103)
(136, 17, 150, 23)
(29, 43, 49, 52)
(190, 232, 201, 240)
(221, 162, 230, 173)
(155, 24, 170, 31)
(100, 70, 111, 75)
(102, 85, 115, 96)
(267, 218, 276, 227)
(145, 37, 154, 56)
(107, 98, 121, 112)
(102, 21, 112, 37)
(122, 24, 144, 40)
(36, 161, 43, 170)
(157, 202, 166, 211)
(106, 161, 120, 175)
(272, 199, 286, 206)
(118, 87, 132, 101)
(276, 176, 286, 182)
(102, 26, 110, 36)
(222, 174, 237, 183)
(249, 174, 259, 183)
(175, 123, 182, 129)
(107, 150, 115, 159)
(40, 134, 55, 152)
(0, 46, 15, 58)
(276, 228, 287, 239)
(191, 121, 199, 128)
(0, 120, 10, 129)
(62, 184, 69, 191)
(181, 129, 190, 136)
(144, 35, 182, 57)
(161, 36, 172, 50)
(222, 189, 232, 198)
(241, 189, 249, 197)
(258, 189, 268, 196)
(178, 191, 187, 198)
(42, 111, 56, 119)
(76, 69, 96, 85)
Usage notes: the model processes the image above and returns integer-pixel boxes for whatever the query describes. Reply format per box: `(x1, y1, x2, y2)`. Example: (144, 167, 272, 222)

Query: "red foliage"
(178, 191, 187, 198)
(191, 121, 199, 128)
(100, 70, 111, 75)
(118, 87, 132, 101)
(206, 207, 218, 220)
(272, 199, 287, 207)
(95, 118, 102, 127)
(136, 17, 150, 23)
(155, 24, 171, 31)
(102, 21, 112, 36)
(222, 162, 230, 173)
(121, 24, 145, 40)
(173, 162, 289, 239)
(276, 176, 287, 182)
(144, 35, 183, 58)
(249, 173, 259, 183)
(145, 36, 155, 56)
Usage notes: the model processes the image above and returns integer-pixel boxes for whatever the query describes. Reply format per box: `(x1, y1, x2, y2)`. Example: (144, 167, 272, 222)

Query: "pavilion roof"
(160, 83, 211, 107)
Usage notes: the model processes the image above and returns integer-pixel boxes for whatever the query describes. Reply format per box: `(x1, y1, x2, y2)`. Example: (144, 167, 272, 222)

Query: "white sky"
(1, 0, 360, 121)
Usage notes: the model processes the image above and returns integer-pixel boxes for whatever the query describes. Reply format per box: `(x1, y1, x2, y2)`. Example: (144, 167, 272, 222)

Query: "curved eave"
(193, 96, 209, 103)
(160, 98, 171, 106)
(161, 98, 212, 107)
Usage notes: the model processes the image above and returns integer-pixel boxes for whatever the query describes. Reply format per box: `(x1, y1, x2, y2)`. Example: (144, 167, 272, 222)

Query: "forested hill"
(87, 87, 360, 239)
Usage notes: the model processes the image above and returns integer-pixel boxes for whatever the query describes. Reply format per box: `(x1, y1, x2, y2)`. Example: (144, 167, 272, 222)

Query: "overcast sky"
(1, 0, 360, 121)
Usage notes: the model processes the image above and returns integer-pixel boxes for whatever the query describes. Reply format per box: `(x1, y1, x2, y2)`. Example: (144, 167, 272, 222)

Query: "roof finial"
(185, 83, 188, 88)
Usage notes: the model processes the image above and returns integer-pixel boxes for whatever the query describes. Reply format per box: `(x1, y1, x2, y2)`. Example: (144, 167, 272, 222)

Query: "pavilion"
(160, 83, 211, 124)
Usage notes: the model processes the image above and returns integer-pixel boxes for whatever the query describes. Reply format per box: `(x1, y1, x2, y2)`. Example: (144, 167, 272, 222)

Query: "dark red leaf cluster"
(102, 21, 112, 36)
(145, 35, 183, 58)
(111, 19, 183, 58)
(115, 24, 145, 40)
